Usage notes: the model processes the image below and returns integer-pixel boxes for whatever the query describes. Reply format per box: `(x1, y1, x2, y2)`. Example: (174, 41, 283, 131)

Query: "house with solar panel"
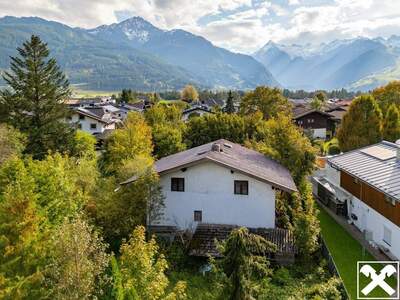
(313, 141, 400, 260)
(121, 139, 298, 262)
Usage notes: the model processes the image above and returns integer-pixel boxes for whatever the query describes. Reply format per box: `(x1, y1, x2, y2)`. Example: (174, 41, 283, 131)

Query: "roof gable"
(123, 139, 297, 193)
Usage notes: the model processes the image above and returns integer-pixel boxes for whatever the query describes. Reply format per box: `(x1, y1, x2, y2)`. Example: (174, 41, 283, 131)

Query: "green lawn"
(318, 205, 397, 299)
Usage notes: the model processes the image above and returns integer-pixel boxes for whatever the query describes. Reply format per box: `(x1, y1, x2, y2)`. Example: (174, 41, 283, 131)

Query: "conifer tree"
(224, 90, 235, 114)
(337, 95, 382, 152)
(0, 35, 74, 158)
(382, 103, 400, 142)
(218, 227, 276, 300)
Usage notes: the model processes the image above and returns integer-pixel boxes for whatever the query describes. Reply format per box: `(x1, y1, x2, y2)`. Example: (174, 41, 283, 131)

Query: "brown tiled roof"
(122, 139, 297, 192)
(292, 104, 334, 119)
(189, 223, 296, 257)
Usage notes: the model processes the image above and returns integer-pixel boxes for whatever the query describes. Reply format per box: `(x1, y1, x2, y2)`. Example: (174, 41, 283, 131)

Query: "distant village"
(64, 90, 352, 145)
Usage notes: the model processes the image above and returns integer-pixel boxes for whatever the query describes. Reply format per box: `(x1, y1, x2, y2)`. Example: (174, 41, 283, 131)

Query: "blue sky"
(1, 0, 400, 53)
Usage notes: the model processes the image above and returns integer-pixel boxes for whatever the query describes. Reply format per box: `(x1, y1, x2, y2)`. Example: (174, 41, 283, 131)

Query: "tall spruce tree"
(0, 35, 73, 158)
(218, 227, 276, 300)
(382, 103, 400, 142)
(224, 90, 235, 114)
(337, 95, 382, 152)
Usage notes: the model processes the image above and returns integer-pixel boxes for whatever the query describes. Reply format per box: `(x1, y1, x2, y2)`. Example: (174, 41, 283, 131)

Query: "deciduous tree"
(152, 125, 186, 158)
(181, 85, 199, 103)
(116, 226, 186, 300)
(240, 86, 291, 120)
(145, 105, 186, 158)
(0, 124, 26, 164)
(101, 112, 153, 175)
(0, 160, 46, 298)
(248, 114, 317, 184)
(372, 80, 400, 111)
(185, 113, 247, 147)
(0, 35, 74, 158)
(90, 161, 165, 250)
(47, 215, 110, 300)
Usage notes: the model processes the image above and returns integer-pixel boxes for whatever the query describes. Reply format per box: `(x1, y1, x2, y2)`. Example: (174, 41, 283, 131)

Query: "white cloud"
(288, 0, 300, 5)
(0, 0, 400, 52)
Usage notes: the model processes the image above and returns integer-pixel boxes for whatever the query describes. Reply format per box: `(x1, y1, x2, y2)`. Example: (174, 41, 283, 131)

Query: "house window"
(90, 123, 97, 130)
(194, 210, 202, 222)
(171, 178, 184, 192)
(383, 226, 392, 246)
(77, 123, 82, 129)
(234, 180, 248, 195)
(79, 115, 85, 120)
(66, 115, 72, 120)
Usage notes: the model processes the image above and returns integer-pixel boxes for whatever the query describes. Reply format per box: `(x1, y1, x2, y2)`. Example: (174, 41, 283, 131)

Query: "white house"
(313, 141, 400, 260)
(67, 106, 120, 135)
(123, 139, 297, 230)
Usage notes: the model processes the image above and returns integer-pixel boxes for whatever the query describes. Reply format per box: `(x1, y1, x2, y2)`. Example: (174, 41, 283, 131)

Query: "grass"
(318, 205, 397, 299)
(71, 87, 117, 98)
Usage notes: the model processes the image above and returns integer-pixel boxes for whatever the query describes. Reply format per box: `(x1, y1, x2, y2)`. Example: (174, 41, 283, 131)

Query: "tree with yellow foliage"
(180, 85, 199, 103)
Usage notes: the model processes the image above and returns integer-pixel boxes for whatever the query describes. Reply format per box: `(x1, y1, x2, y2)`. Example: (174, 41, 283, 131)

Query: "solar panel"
(360, 146, 396, 160)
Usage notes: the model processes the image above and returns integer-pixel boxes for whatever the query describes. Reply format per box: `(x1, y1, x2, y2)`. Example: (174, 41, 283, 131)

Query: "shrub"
(328, 144, 341, 155)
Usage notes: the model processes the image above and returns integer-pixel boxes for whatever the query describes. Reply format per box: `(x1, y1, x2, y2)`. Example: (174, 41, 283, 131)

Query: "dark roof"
(292, 105, 334, 119)
(327, 109, 347, 121)
(189, 223, 296, 257)
(200, 98, 224, 107)
(75, 107, 120, 124)
(328, 141, 400, 201)
(182, 105, 213, 115)
(122, 139, 297, 192)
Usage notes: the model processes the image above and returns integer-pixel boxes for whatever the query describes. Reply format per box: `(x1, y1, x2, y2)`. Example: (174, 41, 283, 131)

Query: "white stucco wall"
(156, 161, 276, 230)
(348, 197, 400, 259)
(312, 128, 327, 139)
(324, 164, 399, 259)
(67, 113, 115, 134)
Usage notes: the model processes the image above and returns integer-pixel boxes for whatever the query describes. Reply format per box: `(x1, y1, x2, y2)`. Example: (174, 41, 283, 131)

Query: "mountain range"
(253, 37, 400, 91)
(0, 16, 277, 91)
(1, 15, 399, 92)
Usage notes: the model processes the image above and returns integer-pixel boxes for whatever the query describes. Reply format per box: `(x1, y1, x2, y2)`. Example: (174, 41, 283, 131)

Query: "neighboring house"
(325, 102, 351, 124)
(67, 106, 120, 134)
(122, 139, 297, 260)
(182, 105, 214, 121)
(200, 98, 225, 108)
(64, 96, 116, 108)
(313, 141, 400, 260)
(118, 101, 148, 118)
(122, 139, 297, 229)
(292, 105, 336, 139)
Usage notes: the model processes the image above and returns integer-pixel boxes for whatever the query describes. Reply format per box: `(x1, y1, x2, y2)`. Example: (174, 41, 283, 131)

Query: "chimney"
(396, 139, 400, 162)
(211, 143, 222, 152)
